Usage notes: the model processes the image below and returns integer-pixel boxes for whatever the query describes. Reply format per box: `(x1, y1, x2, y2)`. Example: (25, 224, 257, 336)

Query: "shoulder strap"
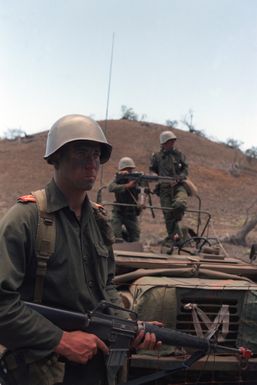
(90, 201, 115, 246)
(31, 189, 56, 303)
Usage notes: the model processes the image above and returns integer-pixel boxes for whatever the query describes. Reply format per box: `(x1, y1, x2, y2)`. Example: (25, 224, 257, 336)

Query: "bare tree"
(181, 109, 195, 132)
(222, 217, 257, 246)
(166, 119, 178, 128)
(181, 110, 205, 137)
(222, 198, 257, 245)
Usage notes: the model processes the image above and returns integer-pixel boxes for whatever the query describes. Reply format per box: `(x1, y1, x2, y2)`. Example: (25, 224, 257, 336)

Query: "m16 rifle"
(11, 301, 251, 385)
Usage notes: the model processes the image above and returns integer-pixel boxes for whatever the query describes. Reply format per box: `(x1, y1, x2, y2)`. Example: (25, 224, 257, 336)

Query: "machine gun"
(115, 172, 185, 186)
(22, 300, 251, 385)
(115, 172, 185, 218)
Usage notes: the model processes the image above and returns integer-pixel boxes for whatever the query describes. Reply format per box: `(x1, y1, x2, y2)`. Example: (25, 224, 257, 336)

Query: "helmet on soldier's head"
(44, 114, 112, 164)
(118, 157, 136, 171)
(160, 130, 177, 145)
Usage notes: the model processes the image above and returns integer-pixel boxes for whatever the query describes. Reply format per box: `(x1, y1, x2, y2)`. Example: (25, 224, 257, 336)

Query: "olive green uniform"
(0, 179, 123, 385)
(108, 175, 140, 242)
(149, 148, 189, 242)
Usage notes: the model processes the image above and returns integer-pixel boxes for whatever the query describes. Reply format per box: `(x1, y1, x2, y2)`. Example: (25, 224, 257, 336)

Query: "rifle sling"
(32, 189, 56, 304)
(119, 350, 207, 385)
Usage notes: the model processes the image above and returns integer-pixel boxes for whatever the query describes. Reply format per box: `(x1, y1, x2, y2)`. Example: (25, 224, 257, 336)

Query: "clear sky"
(1, 0, 256, 150)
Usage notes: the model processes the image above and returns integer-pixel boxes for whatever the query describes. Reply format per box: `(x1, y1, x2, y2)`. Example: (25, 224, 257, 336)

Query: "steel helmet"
(160, 130, 177, 145)
(44, 114, 112, 164)
(118, 157, 136, 171)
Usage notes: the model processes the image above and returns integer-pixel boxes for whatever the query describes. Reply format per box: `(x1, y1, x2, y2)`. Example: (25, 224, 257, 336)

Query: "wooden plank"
(114, 256, 257, 278)
(130, 354, 257, 371)
(114, 250, 242, 264)
(114, 250, 170, 260)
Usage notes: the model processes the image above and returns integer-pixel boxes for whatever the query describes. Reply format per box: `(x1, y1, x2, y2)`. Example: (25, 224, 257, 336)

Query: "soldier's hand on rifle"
(54, 330, 109, 364)
(132, 321, 163, 351)
(144, 187, 151, 195)
(125, 180, 137, 189)
(169, 180, 178, 187)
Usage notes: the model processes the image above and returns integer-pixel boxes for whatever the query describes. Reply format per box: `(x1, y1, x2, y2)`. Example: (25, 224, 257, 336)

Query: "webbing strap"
(120, 350, 206, 385)
(32, 189, 56, 304)
(184, 303, 230, 342)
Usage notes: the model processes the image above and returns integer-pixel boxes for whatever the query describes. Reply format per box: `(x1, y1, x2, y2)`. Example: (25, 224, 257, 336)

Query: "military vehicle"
(98, 185, 257, 385)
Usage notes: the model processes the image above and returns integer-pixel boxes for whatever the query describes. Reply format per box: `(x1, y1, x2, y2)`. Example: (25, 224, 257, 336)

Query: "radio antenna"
(100, 32, 115, 187)
(104, 32, 115, 132)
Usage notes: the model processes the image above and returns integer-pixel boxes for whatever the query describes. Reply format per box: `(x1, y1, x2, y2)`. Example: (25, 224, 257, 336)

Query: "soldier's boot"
(161, 239, 174, 255)
(171, 222, 185, 247)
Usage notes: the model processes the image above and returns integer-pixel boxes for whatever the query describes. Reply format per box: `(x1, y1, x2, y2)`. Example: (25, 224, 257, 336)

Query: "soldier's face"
(58, 141, 101, 191)
(162, 139, 176, 151)
(119, 167, 135, 174)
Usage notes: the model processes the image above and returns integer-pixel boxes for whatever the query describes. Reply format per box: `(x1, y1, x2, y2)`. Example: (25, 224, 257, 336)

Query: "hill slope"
(1, 119, 257, 252)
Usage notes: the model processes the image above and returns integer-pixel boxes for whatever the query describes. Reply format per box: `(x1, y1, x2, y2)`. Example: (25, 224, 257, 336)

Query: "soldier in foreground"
(108, 157, 141, 242)
(149, 130, 189, 250)
(0, 115, 158, 385)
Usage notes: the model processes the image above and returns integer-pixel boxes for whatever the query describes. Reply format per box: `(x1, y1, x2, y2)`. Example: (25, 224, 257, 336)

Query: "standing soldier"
(0, 115, 158, 385)
(108, 157, 141, 243)
(149, 130, 189, 250)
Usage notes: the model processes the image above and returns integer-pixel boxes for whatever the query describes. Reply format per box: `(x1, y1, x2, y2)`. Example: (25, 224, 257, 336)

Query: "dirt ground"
(0, 119, 257, 262)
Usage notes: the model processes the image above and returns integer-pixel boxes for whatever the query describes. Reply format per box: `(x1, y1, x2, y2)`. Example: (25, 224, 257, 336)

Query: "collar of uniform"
(45, 179, 92, 222)
(44, 179, 69, 213)
(162, 148, 176, 155)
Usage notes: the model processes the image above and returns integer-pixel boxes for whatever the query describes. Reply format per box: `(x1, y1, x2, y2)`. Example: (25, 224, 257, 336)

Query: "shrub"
(225, 138, 243, 149)
(120, 105, 138, 121)
(245, 147, 257, 161)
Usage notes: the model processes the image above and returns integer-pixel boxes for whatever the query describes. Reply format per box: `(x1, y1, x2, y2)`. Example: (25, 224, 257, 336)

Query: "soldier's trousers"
(111, 206, 140, 242)
(1, 353, 64, 385)
(159, 184, 188, 240)
(59, 354, 109, 385)
(3, 353, 110, 385)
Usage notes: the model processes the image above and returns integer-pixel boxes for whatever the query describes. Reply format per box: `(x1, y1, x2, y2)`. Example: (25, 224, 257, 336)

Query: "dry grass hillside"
(1, 119, 257, 259)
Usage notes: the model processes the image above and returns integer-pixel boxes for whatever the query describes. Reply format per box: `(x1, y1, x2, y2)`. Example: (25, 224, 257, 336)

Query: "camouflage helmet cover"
(160, 130, 177, 144)
(118, 157, 136, 171)
(44, 114, 112, 164)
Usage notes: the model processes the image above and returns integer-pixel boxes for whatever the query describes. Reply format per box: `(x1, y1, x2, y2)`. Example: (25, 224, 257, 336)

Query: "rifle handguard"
(139, 322, 253, 359)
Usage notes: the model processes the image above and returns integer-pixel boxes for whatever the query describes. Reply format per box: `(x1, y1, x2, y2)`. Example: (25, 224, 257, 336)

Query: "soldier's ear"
(47, 150, 64, 169)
